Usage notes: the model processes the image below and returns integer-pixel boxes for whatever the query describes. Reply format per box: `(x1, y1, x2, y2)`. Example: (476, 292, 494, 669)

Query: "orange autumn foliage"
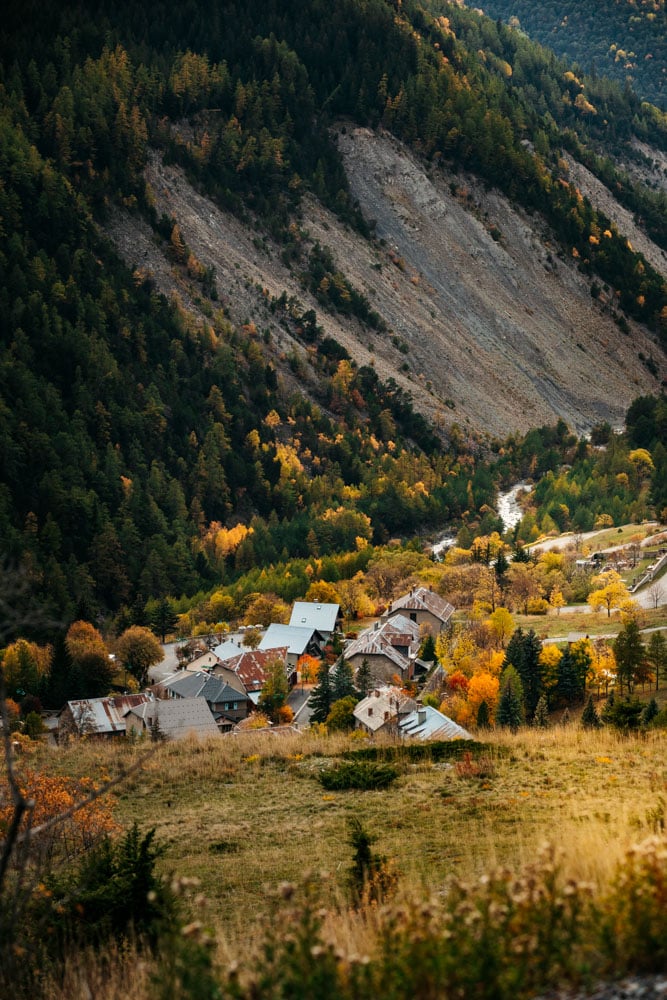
(0, 769, 119, 861)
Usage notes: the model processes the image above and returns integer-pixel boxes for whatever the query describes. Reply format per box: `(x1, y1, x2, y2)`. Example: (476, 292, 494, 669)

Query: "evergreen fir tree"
(419, 634, 437, 663)
(555, 647, 585, 707)
(150, 597, 179, 643)
(496, 665, 525, 732)
(613, 619, 645, 695)
(532, 692, 550, 728)
(355, 658, 373, 698)
(309, 661, 333, 724)
(642, 696, 659, 726)
(504, 627, 543, 717)
(647, 631, 667, 691)
(581, 694, 601, 729)
(476, 699, 490, 730)
(331, 657, 357, 702)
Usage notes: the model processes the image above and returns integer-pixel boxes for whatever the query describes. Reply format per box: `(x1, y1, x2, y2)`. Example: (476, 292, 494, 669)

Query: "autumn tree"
(487, 607, 515, 650)
(506, 562, 543, 614)
(326, 695, 357, 731)
(65, 621, 114, 698)
(258, 658, 289, 722)
(296, 654, 320, 686)
(243, 592, 290, 627)
(1, 640, 52, 700)
(115, 626, 163, 689)
(587, 570, 633, 618)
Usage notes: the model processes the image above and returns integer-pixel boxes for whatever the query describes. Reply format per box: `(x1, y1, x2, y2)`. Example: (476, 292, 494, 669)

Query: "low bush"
(318, 761, 399, 790)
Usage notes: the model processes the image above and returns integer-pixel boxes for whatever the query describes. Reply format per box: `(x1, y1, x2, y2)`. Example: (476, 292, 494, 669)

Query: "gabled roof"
(353, 686, 417, 732)
(388, 586, 454, 624)
(289, 602, 340, 633)
(259, 624, 317, 656)
(213, 647, 289, 692)
(398, 705, 472, 741)
(212, 637, 246, 661)
(344, 615, 421, 672)
(128, 697, 220, 740)
(161, 671, 248, 704)
(60, 694, 151, 735)
(185, 650, 221, 673)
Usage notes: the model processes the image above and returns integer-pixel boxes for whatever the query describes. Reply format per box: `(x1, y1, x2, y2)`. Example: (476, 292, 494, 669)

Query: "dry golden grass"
(17, 723, 666, 999)
(33, 724, 667, 932)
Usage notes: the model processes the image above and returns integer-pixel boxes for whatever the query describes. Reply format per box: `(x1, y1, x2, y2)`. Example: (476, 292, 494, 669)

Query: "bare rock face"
(108, 129, 664, 442)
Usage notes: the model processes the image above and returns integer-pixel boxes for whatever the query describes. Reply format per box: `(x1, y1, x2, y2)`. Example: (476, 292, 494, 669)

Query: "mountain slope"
(109, 129, 664, 439)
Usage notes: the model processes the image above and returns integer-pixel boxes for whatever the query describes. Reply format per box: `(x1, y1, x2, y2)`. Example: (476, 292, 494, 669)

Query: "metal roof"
(128, 697, 220, 740)
(353, 686, 416, 732)
(389, 586, 455, 623)
(214, 647, 289, 691)
(62, 694, 151, 735)
(398, 705, 472, 741)
(344, 615, 420, 672)
(289, 602, 340, 633)
(259, 625, 315, 656)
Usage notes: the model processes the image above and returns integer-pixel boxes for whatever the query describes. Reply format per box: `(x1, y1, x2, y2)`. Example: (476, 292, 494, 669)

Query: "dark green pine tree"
(504, 627, 543, 718)
(555, 647, 585, 707)
(331, 658, 357, 702)
(476, 699, 490, 730)
(613, 619, 645, 695)
(309, 661, 333, 724)
(355, 658, 373, 698)
(496, 665, 525, 732)
(532, 692, 550, 728)
(641, 697, 659, 726)
(647, 631, 667, 691)
(419, 633, 437, 663)
(581, 694, 601, 729)
(149, 597, 179, 644)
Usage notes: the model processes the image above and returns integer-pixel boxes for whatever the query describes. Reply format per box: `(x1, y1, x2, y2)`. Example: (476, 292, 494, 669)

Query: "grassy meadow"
(38, 722, 667, 932)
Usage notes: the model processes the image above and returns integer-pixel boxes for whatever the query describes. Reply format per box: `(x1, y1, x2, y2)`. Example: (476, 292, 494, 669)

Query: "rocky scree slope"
(108, 127, 665, 441)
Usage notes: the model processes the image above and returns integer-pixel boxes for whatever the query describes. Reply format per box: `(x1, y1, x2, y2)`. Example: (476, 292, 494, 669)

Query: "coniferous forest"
(0, 0, 666, 634)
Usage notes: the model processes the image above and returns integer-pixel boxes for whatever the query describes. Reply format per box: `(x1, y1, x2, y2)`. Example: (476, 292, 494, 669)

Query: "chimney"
(418, 708, 426, 724)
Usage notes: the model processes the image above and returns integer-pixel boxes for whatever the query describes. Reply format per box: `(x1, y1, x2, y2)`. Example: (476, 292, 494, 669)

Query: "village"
(56, 586, 472, 744)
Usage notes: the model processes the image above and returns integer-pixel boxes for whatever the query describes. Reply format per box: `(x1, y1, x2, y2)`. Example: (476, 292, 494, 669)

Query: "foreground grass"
(11, 724, 667, 997)
(39, 725, 667, 922)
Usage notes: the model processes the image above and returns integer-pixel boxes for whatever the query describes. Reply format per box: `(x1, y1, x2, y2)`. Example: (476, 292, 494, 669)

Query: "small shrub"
(454, 751, 496, 780)
(346, 818, 398, 907)
(318, 761, 399, 791)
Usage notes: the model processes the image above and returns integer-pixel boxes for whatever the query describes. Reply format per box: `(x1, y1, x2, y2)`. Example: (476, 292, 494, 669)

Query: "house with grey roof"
(387, 586, 454, 634)
(288, 602, 341, 641)
(125, 697, 220, 741)
(158, 670, 249, 728)
(184, 650, 221, 674)
(344, 614, 421, 685)
(259, 625, 322, 672)
(352, 686, 417, 736)
(58, 694, 151, 740)
(398, 704, 472, 741)
(212, 646, 290, 704)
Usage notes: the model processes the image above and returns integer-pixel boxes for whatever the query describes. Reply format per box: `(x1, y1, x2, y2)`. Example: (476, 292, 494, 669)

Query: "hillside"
(477, 0, 667, 107)
(2, 0, 667, 623)
(110, 130, 665, 440)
